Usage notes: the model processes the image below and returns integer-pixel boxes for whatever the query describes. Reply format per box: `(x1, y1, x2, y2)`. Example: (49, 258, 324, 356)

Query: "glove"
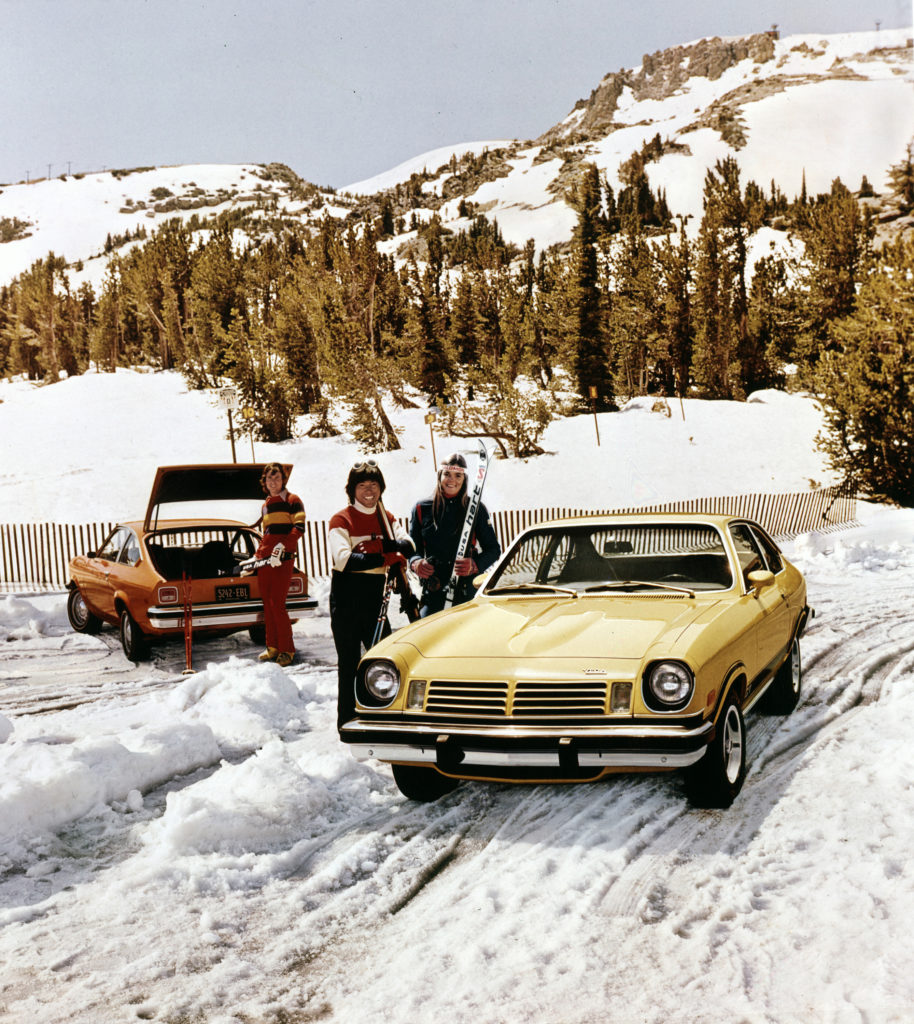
(383, 551, 407, 568)
(381, 538, 413, 554)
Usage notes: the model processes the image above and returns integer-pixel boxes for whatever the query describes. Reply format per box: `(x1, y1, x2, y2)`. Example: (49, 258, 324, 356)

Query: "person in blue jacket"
(408, 452, 500, 616)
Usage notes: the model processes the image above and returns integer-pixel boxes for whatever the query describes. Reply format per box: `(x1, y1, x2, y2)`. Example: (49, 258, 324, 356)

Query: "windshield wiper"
(583, 580, 695, 597)
(488, 582, 579, 598)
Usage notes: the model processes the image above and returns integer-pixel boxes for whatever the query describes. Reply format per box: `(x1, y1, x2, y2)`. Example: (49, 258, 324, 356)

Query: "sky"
(2, 0, 912, 190)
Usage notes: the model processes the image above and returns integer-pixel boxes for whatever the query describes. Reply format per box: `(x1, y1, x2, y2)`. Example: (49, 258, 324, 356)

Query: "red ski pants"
(258, 560, 294, 654)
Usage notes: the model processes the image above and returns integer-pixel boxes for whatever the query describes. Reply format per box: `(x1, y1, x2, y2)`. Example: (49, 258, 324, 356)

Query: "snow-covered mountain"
(1, 26, 911, 290)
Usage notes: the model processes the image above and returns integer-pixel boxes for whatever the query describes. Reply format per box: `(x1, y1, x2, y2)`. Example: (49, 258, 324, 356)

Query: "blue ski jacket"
(408, 495, 500, 610)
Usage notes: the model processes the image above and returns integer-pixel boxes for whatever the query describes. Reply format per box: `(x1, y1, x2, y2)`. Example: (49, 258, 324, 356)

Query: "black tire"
(685, 693, 747, 808)
(119, 608, 149, 662)
(248, 623, 267, 646)
(761, 637, 802, 715)
(391, 763, 460, 802)
(67, 587, 102, 634)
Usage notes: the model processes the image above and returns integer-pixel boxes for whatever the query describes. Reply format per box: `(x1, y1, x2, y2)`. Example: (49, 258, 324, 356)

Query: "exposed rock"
(544, 33, 776, 141)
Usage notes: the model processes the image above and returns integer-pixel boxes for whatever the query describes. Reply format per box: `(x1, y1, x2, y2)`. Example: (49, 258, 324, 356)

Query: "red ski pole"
(182, 570, 195, 675)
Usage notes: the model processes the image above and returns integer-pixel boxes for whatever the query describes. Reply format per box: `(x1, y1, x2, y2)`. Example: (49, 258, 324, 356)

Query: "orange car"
(66, 464, 317, 661)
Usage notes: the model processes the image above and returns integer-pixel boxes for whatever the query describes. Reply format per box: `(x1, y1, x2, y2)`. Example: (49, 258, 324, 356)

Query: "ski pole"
(371, 569, 396, 648)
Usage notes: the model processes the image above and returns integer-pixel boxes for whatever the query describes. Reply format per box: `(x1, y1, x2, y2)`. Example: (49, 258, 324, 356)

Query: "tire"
(67, 587, 102, 634)
(391, 763, 460, 802)
(248, 623, 267, 646)
(119, 608, 149, 662)
(761, 637, 802, 715)
(685, 693, 747, 808)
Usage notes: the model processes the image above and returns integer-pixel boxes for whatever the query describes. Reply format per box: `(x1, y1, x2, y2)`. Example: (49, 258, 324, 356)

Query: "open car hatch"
(144, 464, 293, 531)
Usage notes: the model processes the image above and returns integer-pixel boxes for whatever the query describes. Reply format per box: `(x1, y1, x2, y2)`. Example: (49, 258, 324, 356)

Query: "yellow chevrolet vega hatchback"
(341, 513, 812, 808)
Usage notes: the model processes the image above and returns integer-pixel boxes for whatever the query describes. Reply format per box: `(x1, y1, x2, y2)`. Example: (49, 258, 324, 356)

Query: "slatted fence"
(0, 483, 858, 590)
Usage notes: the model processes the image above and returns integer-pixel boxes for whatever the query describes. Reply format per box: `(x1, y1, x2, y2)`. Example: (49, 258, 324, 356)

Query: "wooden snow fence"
(1, 483, 858, 590)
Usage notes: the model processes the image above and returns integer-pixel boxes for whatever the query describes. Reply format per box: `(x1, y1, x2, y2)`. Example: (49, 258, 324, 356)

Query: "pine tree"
(570, 165, 613, 409)
(814, 236, 914, 505)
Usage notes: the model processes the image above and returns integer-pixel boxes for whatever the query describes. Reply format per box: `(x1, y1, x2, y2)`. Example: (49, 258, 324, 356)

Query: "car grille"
(425, 679, 609, 718)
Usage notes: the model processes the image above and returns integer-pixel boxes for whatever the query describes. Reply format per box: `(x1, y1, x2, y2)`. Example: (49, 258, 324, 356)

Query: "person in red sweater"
(329, 460, 414, 730)
(256, 462, 306, 667)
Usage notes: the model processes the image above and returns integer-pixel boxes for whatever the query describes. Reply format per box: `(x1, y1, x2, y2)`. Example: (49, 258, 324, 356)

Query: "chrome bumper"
(146, 595, 318, 631)
(341, 718, 713, 771)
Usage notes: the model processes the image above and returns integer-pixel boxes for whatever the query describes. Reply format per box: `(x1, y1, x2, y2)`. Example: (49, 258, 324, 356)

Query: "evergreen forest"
(2, 146, 913, 505)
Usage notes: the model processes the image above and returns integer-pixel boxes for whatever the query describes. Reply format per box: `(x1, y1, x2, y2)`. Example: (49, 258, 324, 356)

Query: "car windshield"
(487, 523, 733, 594)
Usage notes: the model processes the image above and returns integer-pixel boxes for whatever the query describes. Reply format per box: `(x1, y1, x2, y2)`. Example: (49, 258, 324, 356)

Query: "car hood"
(144, 463, 292, 530)
(392, 595, 711, 662)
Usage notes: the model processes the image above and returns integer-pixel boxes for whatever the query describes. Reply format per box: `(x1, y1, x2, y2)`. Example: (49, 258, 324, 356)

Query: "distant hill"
(1, 26, 911, 290)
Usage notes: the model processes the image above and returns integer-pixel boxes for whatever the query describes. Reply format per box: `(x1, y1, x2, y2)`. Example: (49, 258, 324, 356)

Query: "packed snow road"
(2, 519, 914, 1023)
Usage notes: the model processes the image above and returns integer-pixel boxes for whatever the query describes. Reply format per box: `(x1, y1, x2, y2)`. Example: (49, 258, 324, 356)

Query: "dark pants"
(330, 572, 389, 729)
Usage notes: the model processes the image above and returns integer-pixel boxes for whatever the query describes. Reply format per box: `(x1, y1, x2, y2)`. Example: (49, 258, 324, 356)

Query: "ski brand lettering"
(443, 440, 489, 609)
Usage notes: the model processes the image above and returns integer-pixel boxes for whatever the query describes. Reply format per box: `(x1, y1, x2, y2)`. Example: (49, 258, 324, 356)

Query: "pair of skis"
(442, 439, 490, 609)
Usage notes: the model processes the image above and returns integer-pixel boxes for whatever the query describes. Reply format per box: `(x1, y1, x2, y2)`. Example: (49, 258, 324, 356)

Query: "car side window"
(119, 531, 141, 566)
(751, 527, 784, 574)
(97, 526, 129, 562)
(729, 525, 766, 587)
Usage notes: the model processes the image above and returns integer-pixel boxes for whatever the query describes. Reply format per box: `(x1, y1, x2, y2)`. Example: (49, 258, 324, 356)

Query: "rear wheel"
(67, 587, 102, 634)
(391, 764, 459, 802)
(685, 693, 746, 808)
(761, 637, 802, 715)
(119, 609, 149, 662)
(248, 623, 267, 646)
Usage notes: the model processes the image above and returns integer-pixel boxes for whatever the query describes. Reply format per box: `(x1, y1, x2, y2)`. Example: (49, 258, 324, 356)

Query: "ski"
(375, 498, 421, 623)
(443, 440, 489, 609)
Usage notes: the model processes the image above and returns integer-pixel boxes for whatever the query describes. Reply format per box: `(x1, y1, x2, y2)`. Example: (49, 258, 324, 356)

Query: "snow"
(340, 140, 515, 195)
(2, 367, 914, 1022)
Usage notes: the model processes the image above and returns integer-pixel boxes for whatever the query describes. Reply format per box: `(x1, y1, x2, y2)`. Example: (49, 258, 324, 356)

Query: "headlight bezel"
(358, 658, 401, 708)
(643, 660, 695, 713)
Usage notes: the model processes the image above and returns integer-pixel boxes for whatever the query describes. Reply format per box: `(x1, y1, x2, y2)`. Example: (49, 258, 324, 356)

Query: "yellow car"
(341, 513, 812, 808)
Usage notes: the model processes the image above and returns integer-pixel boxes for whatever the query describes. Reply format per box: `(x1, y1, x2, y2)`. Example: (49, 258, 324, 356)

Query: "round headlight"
(364, 660, 401, 703)
(647, 661, 694, 707)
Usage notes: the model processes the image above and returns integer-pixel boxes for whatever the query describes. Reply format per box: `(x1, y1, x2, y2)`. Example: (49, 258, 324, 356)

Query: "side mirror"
(747, 569, 776, 594)
(473, 570, 493, 590)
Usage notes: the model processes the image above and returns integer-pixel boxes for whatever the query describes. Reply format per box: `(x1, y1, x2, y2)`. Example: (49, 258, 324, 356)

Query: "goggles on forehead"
(351, 459, 379, 472)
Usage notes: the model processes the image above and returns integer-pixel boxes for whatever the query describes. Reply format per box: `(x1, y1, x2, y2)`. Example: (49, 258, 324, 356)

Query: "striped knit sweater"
(256, 490, 306, 557)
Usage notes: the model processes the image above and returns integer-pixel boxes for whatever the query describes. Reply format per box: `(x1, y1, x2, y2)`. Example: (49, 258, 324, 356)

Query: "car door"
(80, 526, 131, 621)
(729, 523, 791, 678)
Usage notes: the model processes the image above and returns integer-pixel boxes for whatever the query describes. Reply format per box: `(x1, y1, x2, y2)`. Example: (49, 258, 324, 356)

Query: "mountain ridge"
(1, 25, 912, 290)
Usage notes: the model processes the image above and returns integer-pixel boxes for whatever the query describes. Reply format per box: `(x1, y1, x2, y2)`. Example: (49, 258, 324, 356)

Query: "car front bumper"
(146, 595, 318, 631)
(340, 717, 713, 772)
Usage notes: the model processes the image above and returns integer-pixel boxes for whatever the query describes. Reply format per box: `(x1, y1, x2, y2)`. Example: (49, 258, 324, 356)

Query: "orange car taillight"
(157, 586, 180, 604)
(288, 576, 304, 596)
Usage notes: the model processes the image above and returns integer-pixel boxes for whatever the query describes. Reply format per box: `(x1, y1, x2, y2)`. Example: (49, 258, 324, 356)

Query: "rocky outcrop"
(544, 32, 776, 141)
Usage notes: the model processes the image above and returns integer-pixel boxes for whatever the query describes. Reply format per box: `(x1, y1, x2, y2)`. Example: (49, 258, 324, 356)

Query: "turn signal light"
(157, 586, 179, 605)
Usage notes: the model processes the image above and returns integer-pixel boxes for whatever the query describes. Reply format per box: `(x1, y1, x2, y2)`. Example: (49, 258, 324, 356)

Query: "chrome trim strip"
(347, 742, 705, 769)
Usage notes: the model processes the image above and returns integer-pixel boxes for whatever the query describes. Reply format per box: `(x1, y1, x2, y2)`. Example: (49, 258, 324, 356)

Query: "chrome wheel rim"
(790, 641, 801, 695)
(722, 706, 743, 784)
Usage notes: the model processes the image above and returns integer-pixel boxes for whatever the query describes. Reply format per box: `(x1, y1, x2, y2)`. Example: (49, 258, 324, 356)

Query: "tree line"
(1, 145, 912, 504)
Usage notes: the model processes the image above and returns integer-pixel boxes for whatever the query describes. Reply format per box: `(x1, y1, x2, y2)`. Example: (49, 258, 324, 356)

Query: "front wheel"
(685, 693, 746, 808)
(391, 763, 460, 802)
(761, 637, 802, 715)
(67, 587, 102, 634)
(119, 609, 149, 662)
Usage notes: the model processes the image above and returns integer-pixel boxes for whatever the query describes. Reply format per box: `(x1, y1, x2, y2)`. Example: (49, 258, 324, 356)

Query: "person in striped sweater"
(329, 460, 414, 730)
(256, 462, 306, 667)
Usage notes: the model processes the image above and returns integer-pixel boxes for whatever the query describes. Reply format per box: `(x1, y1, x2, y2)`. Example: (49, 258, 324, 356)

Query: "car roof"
(144, 463, 292, 531)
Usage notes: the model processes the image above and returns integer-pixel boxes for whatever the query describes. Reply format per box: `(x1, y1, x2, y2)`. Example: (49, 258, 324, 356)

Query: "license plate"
(216, 583, 250, 602)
